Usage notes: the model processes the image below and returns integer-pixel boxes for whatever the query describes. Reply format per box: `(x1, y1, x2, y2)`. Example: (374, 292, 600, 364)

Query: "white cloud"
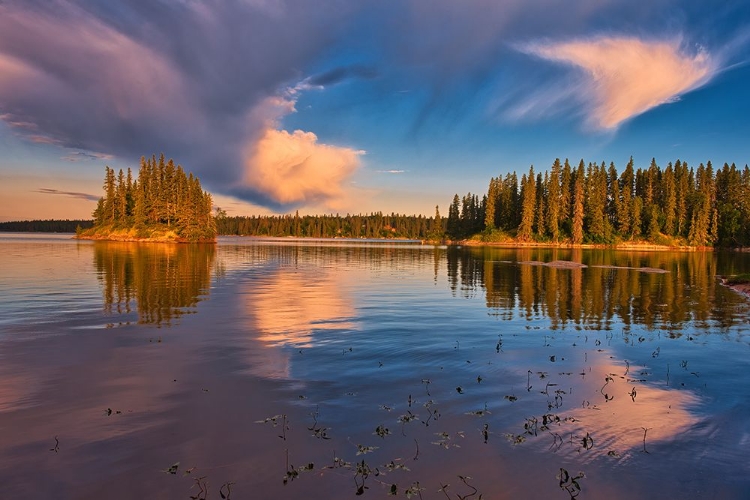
(518, 36, 718, 129)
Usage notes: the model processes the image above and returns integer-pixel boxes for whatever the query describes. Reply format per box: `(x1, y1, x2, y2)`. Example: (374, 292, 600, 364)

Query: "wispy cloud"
(517, 36, 718, 129)
(61, 151, 113, 162)
(36, 188, 100, 202)
(375, 169, 406, 174)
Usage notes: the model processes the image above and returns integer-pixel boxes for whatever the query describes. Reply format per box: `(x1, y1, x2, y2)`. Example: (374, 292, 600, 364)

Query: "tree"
(662, 163, 677, 236)
(485, 177, 498, 230)
(571, 175, 584, 244)
(547, 159, 561, 241)
(619, 157, 635, 238)
(518, 166, 536, 241)
(559, 159, 573, 234)
(447, 194, 461, 239)
(102, 166, 116, 224)
(535, 172, 546, 238)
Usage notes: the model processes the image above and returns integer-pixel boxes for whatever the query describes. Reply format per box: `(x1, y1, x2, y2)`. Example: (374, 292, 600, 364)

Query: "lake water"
(1, 234, 749, 499)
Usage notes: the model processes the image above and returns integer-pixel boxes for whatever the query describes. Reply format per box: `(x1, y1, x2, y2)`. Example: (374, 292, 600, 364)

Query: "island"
(76, 155, 216, 243)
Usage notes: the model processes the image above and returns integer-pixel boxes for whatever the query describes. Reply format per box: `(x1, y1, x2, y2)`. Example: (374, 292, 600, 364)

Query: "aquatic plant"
(557, 468, 585, 499)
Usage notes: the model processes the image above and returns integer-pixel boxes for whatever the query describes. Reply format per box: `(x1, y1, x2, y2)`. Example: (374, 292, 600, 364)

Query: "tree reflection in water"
(94, 242, 215, 325)
(448, 247, 745, 332)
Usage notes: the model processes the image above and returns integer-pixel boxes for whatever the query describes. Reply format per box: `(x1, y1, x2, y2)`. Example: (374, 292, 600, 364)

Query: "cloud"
(62, 151, 114, 162)
(517, 36, 718, 129)
(1, 0, 746, 213)
(0, 0, 357, 209)
(305, 65, 378, 88)
(376, 169, 406, 174)
(241, 127, 363, 208)
(36, 188, 100, 202)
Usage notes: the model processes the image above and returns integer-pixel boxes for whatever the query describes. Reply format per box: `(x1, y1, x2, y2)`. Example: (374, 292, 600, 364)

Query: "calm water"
(1, 234, 749, 499)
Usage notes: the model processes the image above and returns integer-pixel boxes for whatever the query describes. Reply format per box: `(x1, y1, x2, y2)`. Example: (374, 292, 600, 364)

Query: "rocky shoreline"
(720, 278, 750, 300)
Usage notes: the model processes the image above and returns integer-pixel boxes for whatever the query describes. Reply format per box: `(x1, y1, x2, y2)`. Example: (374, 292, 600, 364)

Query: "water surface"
(1, 234, 749, 499)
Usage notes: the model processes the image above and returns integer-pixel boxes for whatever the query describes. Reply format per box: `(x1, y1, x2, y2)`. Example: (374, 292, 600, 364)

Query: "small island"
(76, 154, 216, 243)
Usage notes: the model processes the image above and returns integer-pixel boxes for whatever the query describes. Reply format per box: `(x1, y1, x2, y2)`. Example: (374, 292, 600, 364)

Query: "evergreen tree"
(431, 205, 444, 239)
(535, 172, 546, 238)
(485, 177, 498, 230)
(559, 159, 572, 233)
(571, 175, 584, 244)
(619, 157, 635, 237)
(103, 166, 116, 224)
(662, 163, 677, 236)
(547, 159, 561, 241)
(518, 166, 536, 241)
(447, 194, 461, 239)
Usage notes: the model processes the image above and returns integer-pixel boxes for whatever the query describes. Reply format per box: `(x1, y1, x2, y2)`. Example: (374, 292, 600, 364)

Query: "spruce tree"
(571, 176, 584, 244)
(518, 167, 536, 241)
(547, 159, 561, 241)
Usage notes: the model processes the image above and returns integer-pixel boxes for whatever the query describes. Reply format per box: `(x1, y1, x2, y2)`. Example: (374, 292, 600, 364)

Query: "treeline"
(89, 154, 216, 241)
(0, 219, 93, 233)
(447, 158, 750, 247)
(217, 210, 445, 240)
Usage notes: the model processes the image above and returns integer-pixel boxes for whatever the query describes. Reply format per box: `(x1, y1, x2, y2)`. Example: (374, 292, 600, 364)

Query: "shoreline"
(75, 233, 216, 244)
(456, 239, 707, 252)
(720, 278, 750, 300)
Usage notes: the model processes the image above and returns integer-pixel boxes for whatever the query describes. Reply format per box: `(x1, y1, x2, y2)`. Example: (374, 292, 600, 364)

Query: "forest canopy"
(80, 154, 216, 242)
(446, 158, 750, 247)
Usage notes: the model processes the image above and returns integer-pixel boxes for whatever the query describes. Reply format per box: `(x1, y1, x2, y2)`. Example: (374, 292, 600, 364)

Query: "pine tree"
(662, 163, 677, 236)
(674, 160, 689, 236)
(619, 157, 635, 238)
(485, 177, 498, 230)
(607, 162, 621, 233)
(103, 166, 116, 224)
(559, 159, 572, 233)
(631, 196, 643, 238)
(115, 169, 126, 224)
(535, 172, 546, 238)
(547, 159, 561, 241)
(431, 205, 443, 239)
(518, 166, 536, 241)
(571, 175, 584, 244)
(447, 194, 461, 239)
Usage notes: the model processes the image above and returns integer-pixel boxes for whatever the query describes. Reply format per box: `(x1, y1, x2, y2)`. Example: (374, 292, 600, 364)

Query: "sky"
(1, 0, 750, 221)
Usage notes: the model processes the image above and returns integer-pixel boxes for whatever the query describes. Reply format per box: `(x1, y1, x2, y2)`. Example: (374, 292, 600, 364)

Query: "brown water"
(1, 234, 749, 499)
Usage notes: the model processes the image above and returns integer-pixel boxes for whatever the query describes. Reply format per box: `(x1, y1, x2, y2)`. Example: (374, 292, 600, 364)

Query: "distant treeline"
(447, 158, 750, 247)
(217, 211, 444, 240)
(0, 219, 93, 233)
(4, 212, 444, 240)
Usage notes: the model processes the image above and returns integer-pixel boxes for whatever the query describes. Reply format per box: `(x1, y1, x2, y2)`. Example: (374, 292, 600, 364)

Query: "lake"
(1, 234, 749, 499)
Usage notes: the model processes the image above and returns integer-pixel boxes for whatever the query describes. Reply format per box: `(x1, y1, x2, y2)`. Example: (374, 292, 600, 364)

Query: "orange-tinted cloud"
(519, 36, 717, 129)
(243, 126, 363, 208)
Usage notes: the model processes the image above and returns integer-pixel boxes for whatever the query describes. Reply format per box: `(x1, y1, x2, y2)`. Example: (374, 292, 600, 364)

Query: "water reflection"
(448, 248, 745, 331)
(244, 269, 357, 348)
(94, 242, 215, 325)
(548, 353, 700, 459)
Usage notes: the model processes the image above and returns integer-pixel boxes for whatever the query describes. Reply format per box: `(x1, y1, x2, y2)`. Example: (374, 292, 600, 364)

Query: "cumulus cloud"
(243, 127, 363, 207)
(518, 36, 718, 129)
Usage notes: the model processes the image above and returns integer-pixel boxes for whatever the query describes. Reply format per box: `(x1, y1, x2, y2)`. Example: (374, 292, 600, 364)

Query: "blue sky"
(1, 0, 749, 221)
